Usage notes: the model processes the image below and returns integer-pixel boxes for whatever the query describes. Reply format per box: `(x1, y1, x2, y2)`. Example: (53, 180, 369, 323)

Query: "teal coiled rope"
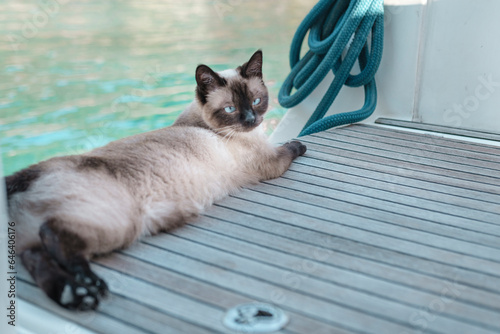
(278, 0, 384, 136)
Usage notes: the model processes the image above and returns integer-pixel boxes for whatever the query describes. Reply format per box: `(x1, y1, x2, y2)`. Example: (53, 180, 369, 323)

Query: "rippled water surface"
(1, 0, 314, 175)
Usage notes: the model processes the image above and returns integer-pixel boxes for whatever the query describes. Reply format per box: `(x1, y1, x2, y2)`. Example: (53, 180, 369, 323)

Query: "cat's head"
(195, 50, 269, 133)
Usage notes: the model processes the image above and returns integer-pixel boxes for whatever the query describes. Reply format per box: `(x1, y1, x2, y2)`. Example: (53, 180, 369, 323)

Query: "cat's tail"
(4, 165, 41, 201)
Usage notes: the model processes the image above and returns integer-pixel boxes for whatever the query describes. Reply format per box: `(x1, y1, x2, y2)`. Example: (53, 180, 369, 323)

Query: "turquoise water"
(1, 0, 313, 176)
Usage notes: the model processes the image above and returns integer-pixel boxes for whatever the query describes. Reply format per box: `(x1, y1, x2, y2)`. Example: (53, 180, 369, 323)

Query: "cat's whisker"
(213, 125, 232, 131)
(216, 126, 235, 137)
(213, 125, 231, 129)
(213, 126, 233, 133)
(226, 130, 237, 144)
(223, 130, 234, 142)
(222, 130, 231, 142)
(217, 130, 232, 136)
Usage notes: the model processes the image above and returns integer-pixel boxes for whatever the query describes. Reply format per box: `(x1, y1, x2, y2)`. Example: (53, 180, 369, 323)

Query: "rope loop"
(278, 0, 384, 136)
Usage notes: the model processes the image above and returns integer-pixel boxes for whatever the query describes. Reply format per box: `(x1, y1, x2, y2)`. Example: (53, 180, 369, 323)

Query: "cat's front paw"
(283, 141, 307, 159)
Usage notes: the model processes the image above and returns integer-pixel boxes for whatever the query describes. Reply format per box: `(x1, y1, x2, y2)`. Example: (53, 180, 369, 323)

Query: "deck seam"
(183, 221, 500, 314)
(217, 196, 500, 277)
(297, 151, 500, 202)
(345, 126, 500, 159)
(308, 132, 500, 176)
(293, 159, 500, 214)
(18, 279, 158, 334)
(303, 144, 500, 195)
(356, 124, 500, 151)
(236, 188, 500, 264)
(137, 238, 457, 334)
(206, 206, 500, 294)
(124, 242, 371, 334)
(276, 173, 500, 236)
(300, 137, 500, 185)
(92, 261, 234, 334)
(317, 128, 500, 166)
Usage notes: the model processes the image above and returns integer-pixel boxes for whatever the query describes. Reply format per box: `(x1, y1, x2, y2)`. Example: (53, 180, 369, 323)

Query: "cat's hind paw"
(74, 270, 109, 298)
(55, 276, 102, 311)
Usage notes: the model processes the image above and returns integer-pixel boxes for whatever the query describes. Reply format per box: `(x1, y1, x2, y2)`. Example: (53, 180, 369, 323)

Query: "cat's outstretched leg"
(258, 141, 307, 181)
(21, 219, 108, 310)
(282, 141, 307, 160)
(21, 246, 103, 310)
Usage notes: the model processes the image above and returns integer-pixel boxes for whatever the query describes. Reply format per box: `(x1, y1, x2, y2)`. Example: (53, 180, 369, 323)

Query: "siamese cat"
(5, 50, 306, 311)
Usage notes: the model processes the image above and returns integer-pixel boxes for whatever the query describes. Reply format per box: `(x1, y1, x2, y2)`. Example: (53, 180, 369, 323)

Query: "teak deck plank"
(205, 205, 500, 294)
(315, 128, 500, 169)
(346, 125, 500, 162)
(300, 140, 500, 197)
(375, 118, 500, 142)
(169, 225, 499, 328)
(18, 124, 500, 334)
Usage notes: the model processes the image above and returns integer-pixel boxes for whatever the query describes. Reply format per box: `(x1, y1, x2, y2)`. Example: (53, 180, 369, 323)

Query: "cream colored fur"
(9, 55, 304, 259)
(10, 123, 278, 254)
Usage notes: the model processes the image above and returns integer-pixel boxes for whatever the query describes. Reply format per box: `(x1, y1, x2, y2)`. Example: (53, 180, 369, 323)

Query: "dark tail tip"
(5, 166, 41, 200)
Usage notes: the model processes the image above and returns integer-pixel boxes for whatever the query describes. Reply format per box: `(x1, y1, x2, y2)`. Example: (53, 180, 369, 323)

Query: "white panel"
(18, 300, 97, 334)
(416, 0, 500, 131)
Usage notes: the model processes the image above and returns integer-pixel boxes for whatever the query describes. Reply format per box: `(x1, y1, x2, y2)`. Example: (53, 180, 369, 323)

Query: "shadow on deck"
(18, 123, 500, 334)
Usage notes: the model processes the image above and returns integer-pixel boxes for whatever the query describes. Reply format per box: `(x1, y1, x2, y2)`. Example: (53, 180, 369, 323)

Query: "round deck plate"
(222, 303, 289, 333)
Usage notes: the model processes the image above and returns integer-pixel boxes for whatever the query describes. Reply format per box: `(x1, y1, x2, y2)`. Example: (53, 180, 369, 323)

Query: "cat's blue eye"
(252, 98, 261, 106)
(224, 106, 236, 113)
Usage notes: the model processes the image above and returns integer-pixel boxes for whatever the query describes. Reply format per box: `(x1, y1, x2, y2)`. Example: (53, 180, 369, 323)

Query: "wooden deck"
(18, 123, 500, 334)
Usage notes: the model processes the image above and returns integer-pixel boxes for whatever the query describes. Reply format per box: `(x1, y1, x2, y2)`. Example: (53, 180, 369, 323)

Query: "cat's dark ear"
(196, 65, 225, 104)
(240, 50, 263, 79)
(196, 65, 225, 91)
